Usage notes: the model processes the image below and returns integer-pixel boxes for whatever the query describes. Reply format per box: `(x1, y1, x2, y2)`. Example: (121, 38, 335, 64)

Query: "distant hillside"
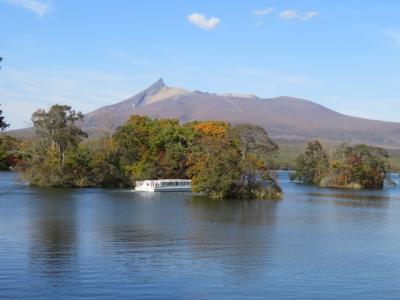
(81, 79, 400, 148)
(10, 78, 400, 148)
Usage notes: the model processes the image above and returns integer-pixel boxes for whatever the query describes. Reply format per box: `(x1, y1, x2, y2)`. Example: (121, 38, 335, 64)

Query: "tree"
(0, 134, 22, 170)
(0, 58, 6, 130)
(292, 140, 389, 189)
(0, 105, 9, 131)
(31, 105, 87, 176)
(19, 113, 282, 196)
(86, 138, 130, 187)
(291, 140, 329, 184)
(233, 124, 280, 197)
(233, 124, 278, 175)
(330, 143, 388, 188)
(187, 121, 241, 198)
(187, 121, 281, 199)
(113, 115, 195, 181)
(234, 124, 278, 160)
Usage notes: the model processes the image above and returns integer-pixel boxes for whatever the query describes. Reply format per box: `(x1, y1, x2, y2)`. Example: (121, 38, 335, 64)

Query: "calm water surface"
(1, 171, 400, 299)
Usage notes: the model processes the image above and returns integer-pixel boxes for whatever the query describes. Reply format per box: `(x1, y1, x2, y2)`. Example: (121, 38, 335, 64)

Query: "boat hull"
(134, 187, 192, 192)
(134, 179, 192, 192)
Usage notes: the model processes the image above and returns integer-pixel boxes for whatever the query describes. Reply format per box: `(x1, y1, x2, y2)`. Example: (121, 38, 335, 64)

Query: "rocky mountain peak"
(144, 78, 166, 96)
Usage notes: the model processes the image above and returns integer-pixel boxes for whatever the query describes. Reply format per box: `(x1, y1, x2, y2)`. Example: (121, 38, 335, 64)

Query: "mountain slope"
(10, 79, 400, 148)
(81, 79, 400, 148)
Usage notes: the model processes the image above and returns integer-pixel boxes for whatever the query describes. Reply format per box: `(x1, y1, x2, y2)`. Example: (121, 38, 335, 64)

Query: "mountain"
(80, 79, 400, 148)
(10, 79, 400, 148)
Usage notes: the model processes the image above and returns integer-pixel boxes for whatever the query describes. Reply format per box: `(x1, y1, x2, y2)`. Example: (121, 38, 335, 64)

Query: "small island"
(290, 140, 390, 189)
(2, 104, 281, 200)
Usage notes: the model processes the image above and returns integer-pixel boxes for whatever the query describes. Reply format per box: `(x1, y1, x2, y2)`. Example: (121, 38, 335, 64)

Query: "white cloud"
(1, 0, 49, 16)
(279, 10, 319, 21)
(279, 10, 298, 20)
(385, 30, 400, 46)
(253, 7, 274, 16)
(302, 11, 319, 21)
(187, 13, 221, 30)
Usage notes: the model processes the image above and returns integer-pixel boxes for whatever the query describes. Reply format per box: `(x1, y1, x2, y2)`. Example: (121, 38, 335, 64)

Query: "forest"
(0, 104, 281, 200)
(1, 104, 394, 196)
(291, 140, 390, 189)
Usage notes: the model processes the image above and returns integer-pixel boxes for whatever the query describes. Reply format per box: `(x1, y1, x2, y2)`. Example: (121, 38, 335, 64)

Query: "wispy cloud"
(279, 10, 319, 22)
(187, 13, 221, 30)
(1, 0, 50, 16)
(0, 67, 148, 129)
(253, 7, 274, 16)
(385, 30, 400, 46)
(252, 7, 274, 27)
(253, 21, 264, 28)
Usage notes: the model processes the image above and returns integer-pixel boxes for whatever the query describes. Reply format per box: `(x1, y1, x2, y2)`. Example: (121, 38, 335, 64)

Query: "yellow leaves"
(247, 154, 265, 168)
(193, 121, 229, 138)
(330, 159, 342, 169)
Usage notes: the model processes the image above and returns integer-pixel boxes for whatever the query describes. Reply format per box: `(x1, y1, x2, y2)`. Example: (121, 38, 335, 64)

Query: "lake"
(1, 171, 400, 299)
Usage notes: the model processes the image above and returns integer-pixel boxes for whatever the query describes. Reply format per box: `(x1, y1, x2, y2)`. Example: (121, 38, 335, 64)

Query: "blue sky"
(1, 0, 400, 129)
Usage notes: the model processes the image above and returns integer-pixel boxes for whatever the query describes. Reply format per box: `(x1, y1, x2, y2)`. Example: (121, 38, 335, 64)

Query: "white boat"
(134, 179, 192, 192)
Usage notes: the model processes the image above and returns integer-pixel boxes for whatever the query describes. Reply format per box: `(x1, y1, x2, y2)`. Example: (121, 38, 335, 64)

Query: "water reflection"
(3, 171, 400, 299)
(188, 196, 279, 225)
(186, 197, 279, 279)
(28, 189, 77, 278)
(305, 192, 392, 208)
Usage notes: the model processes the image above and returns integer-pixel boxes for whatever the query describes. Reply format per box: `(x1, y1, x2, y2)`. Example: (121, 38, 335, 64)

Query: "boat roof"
(136, 179, 191, 183)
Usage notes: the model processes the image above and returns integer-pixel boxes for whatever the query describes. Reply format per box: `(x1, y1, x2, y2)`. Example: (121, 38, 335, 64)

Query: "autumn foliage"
(291, 140, 389, 189)
(19, 109, 281, 199)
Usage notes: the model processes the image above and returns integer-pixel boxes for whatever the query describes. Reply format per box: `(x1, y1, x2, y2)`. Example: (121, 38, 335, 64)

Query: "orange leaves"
(193, 121, 229, 138)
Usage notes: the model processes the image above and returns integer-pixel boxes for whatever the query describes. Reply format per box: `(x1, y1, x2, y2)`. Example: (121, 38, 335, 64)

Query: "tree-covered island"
(13, 104, 281, 200)
(291, 140, 390, 189)
(3, 103, 393, 195)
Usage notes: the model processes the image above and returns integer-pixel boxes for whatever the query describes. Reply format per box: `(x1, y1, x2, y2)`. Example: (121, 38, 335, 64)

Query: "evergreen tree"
(0, 105, 9, 131)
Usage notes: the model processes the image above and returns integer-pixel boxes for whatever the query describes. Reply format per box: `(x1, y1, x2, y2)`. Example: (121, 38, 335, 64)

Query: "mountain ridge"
(9, 79, 400, 149)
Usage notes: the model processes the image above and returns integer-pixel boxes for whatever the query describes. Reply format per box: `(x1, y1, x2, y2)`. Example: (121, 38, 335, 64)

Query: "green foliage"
(290, 140, 329, 184)
(187, 121, 281, 199)
(0, 134, 22, 170)
(19, 110, 281, 199)
(31, 105, 88, 176)
(0, 104, 9, 132)
(21, 105, 88, 186)
(85, 138, 130, 188)
(113, 116, 195, 181)
(292, 140, 389, 189)
(187, 121, 241, 198)
(21, 146, 64, 186)
(328, 144, 388, 188)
